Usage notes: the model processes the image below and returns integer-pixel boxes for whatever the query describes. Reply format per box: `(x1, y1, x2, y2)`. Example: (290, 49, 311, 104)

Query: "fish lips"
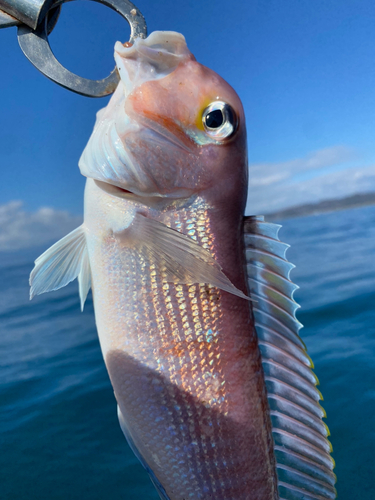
(114, 31, 194, 97)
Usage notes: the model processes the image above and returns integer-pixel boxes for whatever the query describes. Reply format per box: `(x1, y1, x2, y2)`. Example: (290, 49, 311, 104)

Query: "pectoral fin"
(115, 213, 249, 301)
(29, 225, 91, 311)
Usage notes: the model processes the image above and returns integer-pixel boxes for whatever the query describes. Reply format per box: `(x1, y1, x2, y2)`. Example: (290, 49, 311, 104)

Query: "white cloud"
(249, 145, 354, 187)
(246, 145, 375, 214)
(247, 163, 375, 214)
(0, 201, 82, 251)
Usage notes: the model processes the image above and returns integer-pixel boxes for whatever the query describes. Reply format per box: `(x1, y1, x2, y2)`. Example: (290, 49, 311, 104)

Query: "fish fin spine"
(244, 215, 337, 499)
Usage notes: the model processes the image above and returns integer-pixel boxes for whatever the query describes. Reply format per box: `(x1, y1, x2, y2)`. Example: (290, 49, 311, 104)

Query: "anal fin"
(244, 216, 337, 499)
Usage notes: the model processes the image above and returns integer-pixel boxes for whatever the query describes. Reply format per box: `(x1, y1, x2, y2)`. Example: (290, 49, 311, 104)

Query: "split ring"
(17, 0, 147, 97)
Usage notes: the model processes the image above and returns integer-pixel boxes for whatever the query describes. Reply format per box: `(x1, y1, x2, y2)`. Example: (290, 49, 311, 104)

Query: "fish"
(29, 31, 336, 500)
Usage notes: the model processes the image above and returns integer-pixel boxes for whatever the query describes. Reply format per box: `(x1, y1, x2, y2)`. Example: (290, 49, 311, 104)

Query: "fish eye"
(202, 101, 238, 140)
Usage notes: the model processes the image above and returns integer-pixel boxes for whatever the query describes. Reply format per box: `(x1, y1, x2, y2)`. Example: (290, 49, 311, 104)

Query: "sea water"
(1, 205, 374, 499)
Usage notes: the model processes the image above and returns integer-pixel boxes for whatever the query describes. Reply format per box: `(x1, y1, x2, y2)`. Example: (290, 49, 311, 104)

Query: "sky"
(1, 0, 375, 250)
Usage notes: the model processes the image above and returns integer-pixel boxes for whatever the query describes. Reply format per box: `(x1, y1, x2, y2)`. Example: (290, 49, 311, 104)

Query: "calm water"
(1, 205, 374, 499)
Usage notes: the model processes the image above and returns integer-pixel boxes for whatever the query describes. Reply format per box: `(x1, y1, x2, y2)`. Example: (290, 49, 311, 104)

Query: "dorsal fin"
(244, 215, 337, 500)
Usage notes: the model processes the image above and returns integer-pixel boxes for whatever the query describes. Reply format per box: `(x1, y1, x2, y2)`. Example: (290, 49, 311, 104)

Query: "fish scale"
(80, 181, 276, 499)
(29, 30, 335, 500)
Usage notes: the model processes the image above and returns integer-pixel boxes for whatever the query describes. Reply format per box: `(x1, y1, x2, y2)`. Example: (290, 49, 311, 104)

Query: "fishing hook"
(0, 0, 147, 97)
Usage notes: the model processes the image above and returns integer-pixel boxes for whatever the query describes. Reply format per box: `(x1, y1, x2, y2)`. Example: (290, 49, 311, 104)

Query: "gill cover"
(78, 32, 196, 198)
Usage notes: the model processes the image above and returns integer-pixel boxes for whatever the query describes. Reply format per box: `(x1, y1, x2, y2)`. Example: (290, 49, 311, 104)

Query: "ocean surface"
(1, 205, 374, 499)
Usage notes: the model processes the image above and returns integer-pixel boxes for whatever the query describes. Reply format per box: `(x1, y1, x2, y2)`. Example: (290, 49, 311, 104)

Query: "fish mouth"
(114, 31, 197, 154)
(114, 31, 193, 95)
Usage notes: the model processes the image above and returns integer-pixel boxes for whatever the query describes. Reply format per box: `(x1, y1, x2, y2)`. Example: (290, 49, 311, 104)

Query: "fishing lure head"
(79, 31, 248, 209)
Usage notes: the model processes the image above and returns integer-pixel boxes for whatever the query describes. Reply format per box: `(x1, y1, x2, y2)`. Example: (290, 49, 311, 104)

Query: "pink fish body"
(30, 32, 336, 500)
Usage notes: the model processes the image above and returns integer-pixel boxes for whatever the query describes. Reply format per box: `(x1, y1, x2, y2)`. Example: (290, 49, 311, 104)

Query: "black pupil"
(205, 109, 224, 129)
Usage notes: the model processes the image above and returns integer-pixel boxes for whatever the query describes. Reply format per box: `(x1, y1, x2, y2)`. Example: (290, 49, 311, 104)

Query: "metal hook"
(17, 0, 147, 97)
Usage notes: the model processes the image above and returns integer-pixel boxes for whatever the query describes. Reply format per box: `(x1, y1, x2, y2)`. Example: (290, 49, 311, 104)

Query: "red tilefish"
(30, 31, 336, 500)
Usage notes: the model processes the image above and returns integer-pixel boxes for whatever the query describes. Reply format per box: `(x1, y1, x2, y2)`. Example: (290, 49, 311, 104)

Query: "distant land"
(264, 192, 375, 220)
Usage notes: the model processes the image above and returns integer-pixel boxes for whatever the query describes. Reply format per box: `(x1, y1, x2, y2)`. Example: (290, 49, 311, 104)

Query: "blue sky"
(1, 0, 375, 249)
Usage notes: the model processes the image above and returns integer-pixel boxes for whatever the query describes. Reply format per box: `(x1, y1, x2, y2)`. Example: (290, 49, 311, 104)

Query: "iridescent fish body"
(30, 32, 336, 500)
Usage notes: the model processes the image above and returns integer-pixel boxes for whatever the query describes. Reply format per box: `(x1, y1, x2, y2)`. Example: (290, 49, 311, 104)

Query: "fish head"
(79, 31, 247, 206)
